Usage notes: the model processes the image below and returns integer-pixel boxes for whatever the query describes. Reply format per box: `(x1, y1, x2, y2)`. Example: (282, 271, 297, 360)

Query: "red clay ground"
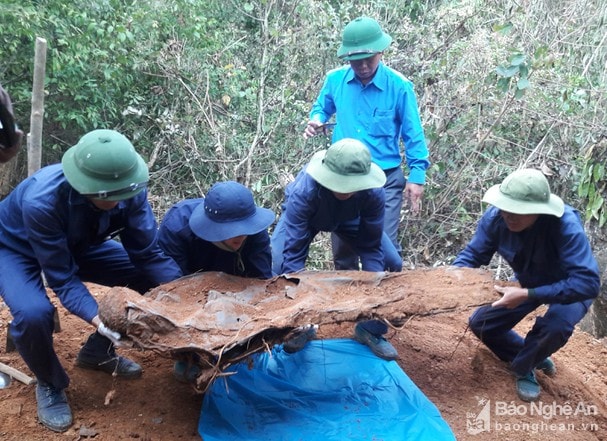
(1, 272, 607, 441)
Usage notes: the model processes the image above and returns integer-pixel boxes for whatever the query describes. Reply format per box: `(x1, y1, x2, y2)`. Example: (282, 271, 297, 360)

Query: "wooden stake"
(28, 36, 47, 176)
(0, 362, 36, 385)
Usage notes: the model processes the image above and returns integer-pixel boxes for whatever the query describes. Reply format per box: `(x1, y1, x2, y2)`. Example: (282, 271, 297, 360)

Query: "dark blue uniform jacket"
(158, 199, 273, 278)
(454, 205, 600, 304)
(0, 164, 182, 322)
(281, 171, 385, 273)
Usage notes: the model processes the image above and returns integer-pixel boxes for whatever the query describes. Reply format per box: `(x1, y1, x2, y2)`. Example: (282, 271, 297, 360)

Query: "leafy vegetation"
(1, 0, 606, 268)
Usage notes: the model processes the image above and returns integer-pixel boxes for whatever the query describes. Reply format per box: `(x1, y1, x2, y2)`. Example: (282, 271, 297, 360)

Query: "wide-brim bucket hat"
(337, 16, 392, 61)
(189, 181, 275, 242)
(482, 168, 564, 217)
(306, 138, 386, 193)
(62, 129, 149, 201)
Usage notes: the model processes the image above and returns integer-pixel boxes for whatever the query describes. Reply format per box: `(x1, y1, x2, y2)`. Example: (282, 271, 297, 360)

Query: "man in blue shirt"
(453, 169, 600, 402)
(0, 129, 183, 432)
(272, 138, 401, 275)
(272, 138, 402, 360)
(158, 181, 275, 381)
(158, 181, 274, 279)
(303, 16, 429, 270)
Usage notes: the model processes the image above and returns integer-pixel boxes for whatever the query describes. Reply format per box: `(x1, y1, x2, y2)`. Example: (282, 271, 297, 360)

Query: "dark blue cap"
(189, 181, 275, 242)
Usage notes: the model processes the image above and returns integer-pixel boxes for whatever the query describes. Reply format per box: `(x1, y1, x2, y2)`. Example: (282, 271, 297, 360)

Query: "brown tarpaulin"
(99, 267, 498, 388)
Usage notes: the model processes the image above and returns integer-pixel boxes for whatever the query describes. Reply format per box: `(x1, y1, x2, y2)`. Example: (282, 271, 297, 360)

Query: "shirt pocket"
(368, 108, 396, 138)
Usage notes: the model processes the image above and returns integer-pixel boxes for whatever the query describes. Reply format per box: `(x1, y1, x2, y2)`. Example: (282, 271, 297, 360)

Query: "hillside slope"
(1, 273, 606, 440)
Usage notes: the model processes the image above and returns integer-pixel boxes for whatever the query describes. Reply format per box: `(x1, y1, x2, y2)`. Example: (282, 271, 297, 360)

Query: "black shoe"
(283, 325, 318, 353)
(36, 381, 73, 432)
(536, 357, 557, 377)
(515, 371, 541, 402)
(353, 322, 398, 361)
(76, 353, 142, 378)
(173, 360, 202, 383)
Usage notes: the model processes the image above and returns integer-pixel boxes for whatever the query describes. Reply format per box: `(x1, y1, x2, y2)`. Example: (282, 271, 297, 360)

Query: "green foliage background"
(1, 0, 606, 268)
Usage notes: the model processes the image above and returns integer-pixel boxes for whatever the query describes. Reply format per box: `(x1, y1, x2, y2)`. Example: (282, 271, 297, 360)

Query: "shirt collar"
(67, 183, 124, 213)
(66, 183, 89, 206)
(345, 62, 387, 91)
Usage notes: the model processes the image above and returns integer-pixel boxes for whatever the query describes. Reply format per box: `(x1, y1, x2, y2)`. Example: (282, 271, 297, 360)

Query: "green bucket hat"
(337, 16, 392, 61)
(482, 168, 564, 217)
(62, 129, 149, 201)
(306, 138, 386, 193)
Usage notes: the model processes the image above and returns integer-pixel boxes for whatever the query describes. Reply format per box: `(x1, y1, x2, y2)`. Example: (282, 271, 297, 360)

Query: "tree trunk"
(579, 234, 607, 338)
(0, 155, 25, 199)
(27, 37, 47, 176)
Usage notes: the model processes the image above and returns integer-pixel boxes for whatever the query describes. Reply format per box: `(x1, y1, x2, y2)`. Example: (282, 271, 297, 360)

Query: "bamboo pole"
(28, 37, 47, 176)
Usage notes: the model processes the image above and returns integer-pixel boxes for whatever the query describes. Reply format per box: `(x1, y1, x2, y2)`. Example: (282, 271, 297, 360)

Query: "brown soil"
(1, 269, 607, 441)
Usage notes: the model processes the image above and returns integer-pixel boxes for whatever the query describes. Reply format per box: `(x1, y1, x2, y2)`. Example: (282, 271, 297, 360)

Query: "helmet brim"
(337, 34, 392, 61)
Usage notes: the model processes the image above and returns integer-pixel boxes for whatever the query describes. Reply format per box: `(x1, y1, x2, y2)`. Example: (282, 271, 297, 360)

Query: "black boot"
(76, 331, 142, 378)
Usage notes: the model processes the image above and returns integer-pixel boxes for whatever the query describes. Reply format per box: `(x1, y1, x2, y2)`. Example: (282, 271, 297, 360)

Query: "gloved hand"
(97, 321, 124, 347)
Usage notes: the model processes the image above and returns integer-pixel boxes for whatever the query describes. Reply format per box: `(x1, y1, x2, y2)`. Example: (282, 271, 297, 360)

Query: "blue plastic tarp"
(199, 339, 455, 441)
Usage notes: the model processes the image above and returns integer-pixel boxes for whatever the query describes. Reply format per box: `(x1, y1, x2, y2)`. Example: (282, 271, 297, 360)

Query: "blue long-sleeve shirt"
(158, 199, 273, 279)
(0, 164, 182, 322)
(310, 62, 430, 184)
(281, 171, 385, 273)
(453, 205, 600, 304)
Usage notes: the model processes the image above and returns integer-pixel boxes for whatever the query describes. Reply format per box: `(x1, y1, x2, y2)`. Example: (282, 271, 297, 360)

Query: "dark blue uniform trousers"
(468, 298, 592, 376)
(271, 214, 402, 274)
(332, 166, 405, 270)
(0, 240, 154, 390)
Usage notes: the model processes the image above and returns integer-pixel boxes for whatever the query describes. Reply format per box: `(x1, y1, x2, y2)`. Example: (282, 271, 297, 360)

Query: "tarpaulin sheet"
(198, 339, 455, 441)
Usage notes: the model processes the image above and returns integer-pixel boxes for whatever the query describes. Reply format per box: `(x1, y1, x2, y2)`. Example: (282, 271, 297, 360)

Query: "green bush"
(1, 0, 605, 267)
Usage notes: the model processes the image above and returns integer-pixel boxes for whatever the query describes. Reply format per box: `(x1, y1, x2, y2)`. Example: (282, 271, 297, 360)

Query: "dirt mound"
(1, 268, 606, 440)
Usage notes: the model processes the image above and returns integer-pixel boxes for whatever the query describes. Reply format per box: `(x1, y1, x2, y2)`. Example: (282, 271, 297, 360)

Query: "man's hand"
(491, 285, 529, 309)
(303, 120, 325, 139)
(92, 315, 126, 347)
(98, 322, 122, 344)
(404, 182, 424, 215)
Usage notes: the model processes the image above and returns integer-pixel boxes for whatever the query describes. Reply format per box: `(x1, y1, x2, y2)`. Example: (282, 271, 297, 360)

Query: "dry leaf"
(104, 389, 116, 406)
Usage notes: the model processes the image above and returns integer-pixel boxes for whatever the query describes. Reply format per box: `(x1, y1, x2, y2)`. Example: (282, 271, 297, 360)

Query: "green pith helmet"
(337, 16, 392, 61)
(306, 138, 386, 193)
(482, 168, 564, 217)
(62, 129, 149, 201)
